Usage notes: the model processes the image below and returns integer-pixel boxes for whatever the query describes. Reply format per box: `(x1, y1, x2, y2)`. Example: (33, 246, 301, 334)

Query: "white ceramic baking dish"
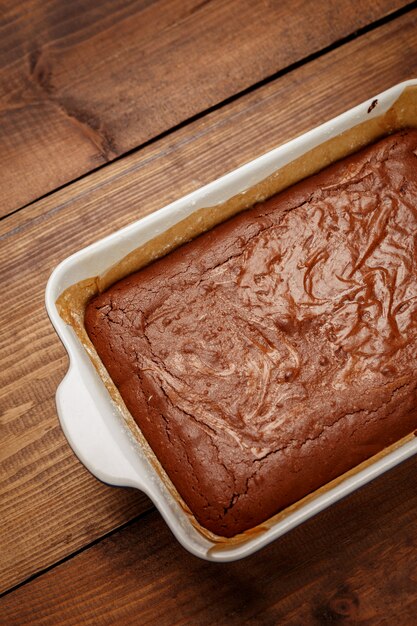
(46, 79, 417, 561)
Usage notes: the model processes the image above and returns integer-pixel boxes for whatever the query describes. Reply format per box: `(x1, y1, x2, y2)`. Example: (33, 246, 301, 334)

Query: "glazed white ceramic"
(46, 80, 417, 561)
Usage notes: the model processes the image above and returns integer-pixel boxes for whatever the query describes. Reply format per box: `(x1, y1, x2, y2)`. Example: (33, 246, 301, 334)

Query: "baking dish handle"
(56, 362, 146, 490)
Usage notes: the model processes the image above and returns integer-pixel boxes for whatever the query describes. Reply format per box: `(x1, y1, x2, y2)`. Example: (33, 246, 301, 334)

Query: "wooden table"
(2, 1, 417, 623)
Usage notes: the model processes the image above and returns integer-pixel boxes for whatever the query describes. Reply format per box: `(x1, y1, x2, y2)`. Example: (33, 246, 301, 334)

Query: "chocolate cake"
(85, 130, 417, 537)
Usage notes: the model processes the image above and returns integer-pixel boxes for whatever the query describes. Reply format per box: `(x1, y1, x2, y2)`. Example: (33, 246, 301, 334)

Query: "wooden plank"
(0, 0, 409, 215)
(2, 9, 417, 594)
(2, 456, 417, 625)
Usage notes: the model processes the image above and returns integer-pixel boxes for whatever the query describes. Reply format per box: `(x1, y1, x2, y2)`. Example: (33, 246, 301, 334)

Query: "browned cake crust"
(85, 130, 417, 537)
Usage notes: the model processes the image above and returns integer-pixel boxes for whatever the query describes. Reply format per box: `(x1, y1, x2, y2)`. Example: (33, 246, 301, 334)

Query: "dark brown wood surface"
(2, 457, 417, 625)
(2, 0, 417, 622)
(0, 0, 409, 216)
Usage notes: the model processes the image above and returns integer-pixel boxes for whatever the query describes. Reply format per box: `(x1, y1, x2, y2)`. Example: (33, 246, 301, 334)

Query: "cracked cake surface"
(85, 130, 417, 537)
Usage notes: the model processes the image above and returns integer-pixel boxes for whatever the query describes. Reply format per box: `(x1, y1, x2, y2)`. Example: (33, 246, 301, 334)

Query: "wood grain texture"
(0, 0, 409, 215)
(2, 456, 417, 625)
(2, 7, 417, 594)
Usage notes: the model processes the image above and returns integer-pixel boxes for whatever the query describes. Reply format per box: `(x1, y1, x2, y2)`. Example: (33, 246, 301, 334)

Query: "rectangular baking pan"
(46, 80, 417, 561)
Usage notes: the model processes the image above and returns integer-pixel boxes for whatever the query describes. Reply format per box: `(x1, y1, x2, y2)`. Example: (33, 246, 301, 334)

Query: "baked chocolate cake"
(85, 130, 417, 537)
